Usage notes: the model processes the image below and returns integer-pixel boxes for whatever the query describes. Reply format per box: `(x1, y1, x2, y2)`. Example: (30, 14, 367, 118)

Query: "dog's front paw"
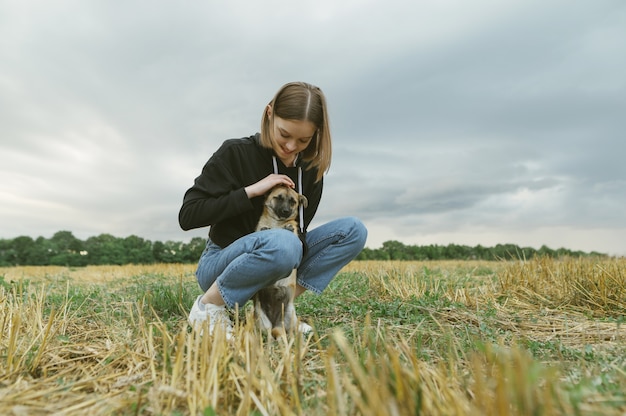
(283, 224, 295, 232)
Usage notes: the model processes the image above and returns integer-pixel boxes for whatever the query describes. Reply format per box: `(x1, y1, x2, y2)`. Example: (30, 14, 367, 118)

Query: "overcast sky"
(1, 0, 625, 256)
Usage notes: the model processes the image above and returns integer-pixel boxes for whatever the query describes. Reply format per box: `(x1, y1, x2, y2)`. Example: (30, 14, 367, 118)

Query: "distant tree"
(49, 231, 86, 266)
(443, 243, 469, 260)
(423, 244, 442, 260)
(0, 239, 16, 266)
(85, 234, 126, 265)
(520, 246, 538, 260)
(555, 247, 570, 258)
(407, 245, 427, 260)
(11, 236, 37, 265)
(493, 243, 523, 260)
(472, 244, 488, 260)
(181, 237, 206, 263)
(153, 240, 182, 263)
(355, 247, 371, 260)
(30, 236, 53, 265)
(50, 231, 83, 252)
(356, 247, 390, 260)
(538, 245, 554, 257)
(123, 235, 154, 264)
(382, 240, 409, 260)
(152, 241, 167, 263)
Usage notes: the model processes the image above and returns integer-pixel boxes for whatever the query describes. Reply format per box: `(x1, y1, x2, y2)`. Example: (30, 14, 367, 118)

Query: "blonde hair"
(260, 82, 331, 182)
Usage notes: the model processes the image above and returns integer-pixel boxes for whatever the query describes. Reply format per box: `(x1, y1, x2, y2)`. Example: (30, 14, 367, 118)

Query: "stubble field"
(1, 257, 625, 415)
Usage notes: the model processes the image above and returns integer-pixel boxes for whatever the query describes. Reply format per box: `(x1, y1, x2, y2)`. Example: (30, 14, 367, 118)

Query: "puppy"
(253, 185, 308, 338)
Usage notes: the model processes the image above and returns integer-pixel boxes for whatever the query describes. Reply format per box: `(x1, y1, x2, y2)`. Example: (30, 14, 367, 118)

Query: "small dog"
(253, 185, 308, 338)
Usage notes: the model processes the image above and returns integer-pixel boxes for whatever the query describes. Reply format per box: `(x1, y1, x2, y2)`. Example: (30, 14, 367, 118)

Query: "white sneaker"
(298, 321, 313, 335)
(188, 295, 233, 339)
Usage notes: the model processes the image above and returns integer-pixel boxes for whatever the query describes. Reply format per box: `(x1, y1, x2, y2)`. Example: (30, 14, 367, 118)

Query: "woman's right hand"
(244, 174, 295, 198)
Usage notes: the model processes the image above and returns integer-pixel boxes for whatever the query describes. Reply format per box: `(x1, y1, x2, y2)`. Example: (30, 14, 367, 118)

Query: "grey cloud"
(1, 0, 625, 255)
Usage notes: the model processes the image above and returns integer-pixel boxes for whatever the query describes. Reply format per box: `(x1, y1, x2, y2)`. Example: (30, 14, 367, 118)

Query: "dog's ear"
(299, 194, 308, 208)
(264, 186, 280, 199)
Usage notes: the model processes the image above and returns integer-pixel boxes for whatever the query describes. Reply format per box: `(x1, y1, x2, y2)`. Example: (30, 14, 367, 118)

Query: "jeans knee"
(259, 229, 303, 270)
(345, 216, 368, 250)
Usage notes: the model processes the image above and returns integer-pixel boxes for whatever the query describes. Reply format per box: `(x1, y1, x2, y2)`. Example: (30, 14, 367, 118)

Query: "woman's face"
(270, 113, 316, 166)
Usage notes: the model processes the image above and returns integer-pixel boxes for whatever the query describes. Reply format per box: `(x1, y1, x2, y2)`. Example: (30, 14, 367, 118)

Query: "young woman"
(179, 82, 367, 338)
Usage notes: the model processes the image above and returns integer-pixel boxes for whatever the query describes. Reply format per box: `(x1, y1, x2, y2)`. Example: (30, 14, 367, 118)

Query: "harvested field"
(1, 257, 625, 415)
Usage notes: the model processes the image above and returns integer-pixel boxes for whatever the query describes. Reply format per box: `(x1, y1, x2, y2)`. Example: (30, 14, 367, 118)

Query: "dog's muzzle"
(276, 207, 293, 219)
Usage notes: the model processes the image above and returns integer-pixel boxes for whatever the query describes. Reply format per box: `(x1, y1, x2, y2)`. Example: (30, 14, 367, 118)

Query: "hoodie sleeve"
(178, 146, 254, 231)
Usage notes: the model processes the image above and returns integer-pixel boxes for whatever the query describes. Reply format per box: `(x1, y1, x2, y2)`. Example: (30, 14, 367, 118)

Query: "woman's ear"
(266, 104, 272, 118)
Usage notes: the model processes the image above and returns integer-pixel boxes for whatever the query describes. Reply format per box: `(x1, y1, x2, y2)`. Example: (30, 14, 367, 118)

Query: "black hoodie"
(178, 134, 323, 248)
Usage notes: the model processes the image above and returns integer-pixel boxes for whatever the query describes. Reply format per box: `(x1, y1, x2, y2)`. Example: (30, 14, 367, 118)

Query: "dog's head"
(265, 185, 308, 221)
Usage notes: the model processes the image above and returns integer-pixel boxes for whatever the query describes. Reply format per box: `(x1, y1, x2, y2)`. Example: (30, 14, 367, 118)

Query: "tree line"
(0, 231, 607, 267)
(356, 240, 607, 261)
(0, 231, 206, 267)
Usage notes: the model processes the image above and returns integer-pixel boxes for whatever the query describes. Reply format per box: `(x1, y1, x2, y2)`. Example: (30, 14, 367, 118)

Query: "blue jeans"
(195, 216, 367, 309)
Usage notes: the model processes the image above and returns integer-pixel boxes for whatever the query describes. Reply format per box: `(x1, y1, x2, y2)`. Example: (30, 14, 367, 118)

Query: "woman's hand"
(245, 174, 295, 198)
